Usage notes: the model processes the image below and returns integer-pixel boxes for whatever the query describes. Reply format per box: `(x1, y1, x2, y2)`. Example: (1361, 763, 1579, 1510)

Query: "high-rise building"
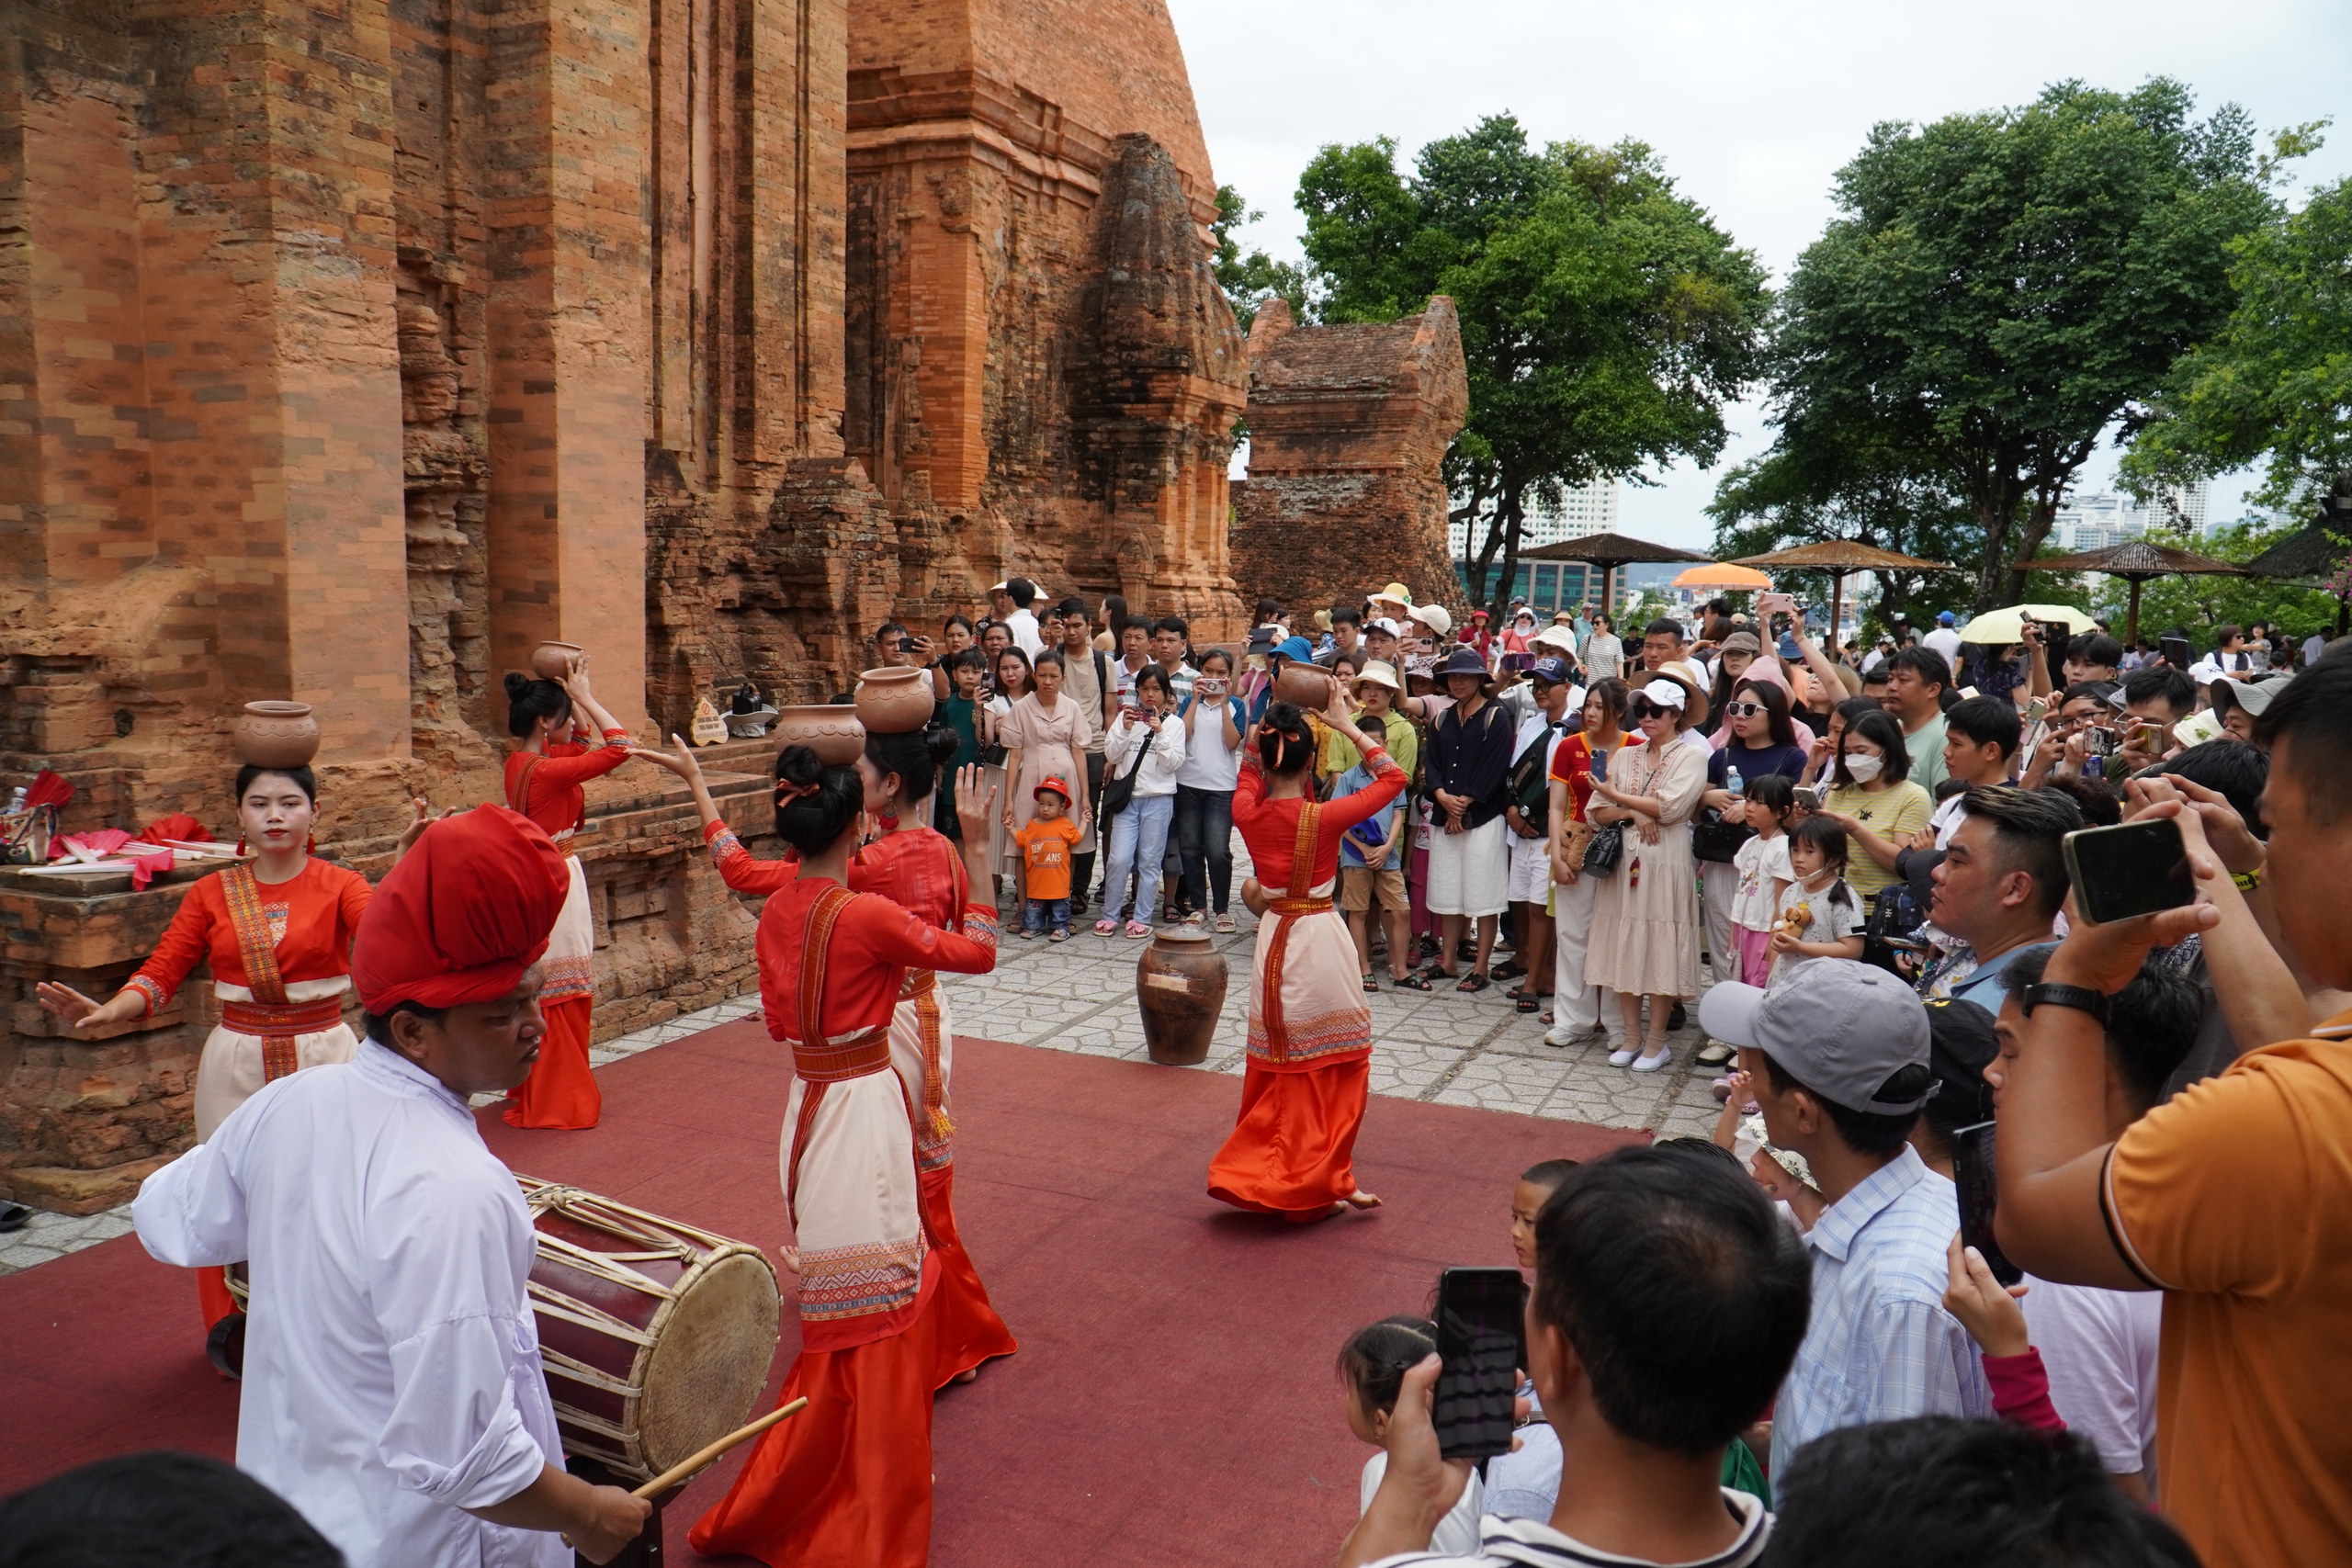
(1452, 476, 1618, 556)
(2154, 479, 2210, 535)
(2053, 491, 2148, 551)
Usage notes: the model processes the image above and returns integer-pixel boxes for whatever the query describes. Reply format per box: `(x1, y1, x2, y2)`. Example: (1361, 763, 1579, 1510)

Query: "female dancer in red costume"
(644, 739, 1001, 1568)
(37, 761, 428, 1351)
(500, 654, 641, 1128)
(1207, 686, 1408, 1221)
(649, 724, 1019, 1390)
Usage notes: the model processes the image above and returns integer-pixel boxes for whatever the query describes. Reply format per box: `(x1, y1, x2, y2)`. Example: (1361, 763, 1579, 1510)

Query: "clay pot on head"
(530, 641, 584, 681)
(854, 667, 936, 735)
(232, 702, 322, 770)
(1136, 927, 1229, 1066)
(1271, 661, 1333, 711)
(772, 706, 867, 768)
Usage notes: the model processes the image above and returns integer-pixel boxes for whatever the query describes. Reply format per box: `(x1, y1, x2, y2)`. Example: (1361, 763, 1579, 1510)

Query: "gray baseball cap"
(1697, 960, 1933, 1114)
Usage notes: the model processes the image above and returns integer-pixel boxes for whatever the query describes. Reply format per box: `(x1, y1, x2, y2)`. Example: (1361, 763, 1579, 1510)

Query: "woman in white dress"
(1584, 675, 1707, 1071)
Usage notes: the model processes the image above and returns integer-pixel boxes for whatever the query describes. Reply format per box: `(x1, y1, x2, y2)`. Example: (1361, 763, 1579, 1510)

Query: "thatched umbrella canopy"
(2028, 538, 2245, 645)
(1517, 532, 1715, 614)
(1726, 541, 1960, 646)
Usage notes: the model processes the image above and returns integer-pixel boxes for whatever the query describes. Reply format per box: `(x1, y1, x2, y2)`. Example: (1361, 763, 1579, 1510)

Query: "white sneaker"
(1608, 1047, 1636, 1067)
(1544, 1024, 1577, 1048)
(1632, 1046, 1672, 1072)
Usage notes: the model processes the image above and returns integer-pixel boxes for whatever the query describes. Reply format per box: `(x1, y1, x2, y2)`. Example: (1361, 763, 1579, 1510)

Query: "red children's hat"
(1035, 776, 1071, 802)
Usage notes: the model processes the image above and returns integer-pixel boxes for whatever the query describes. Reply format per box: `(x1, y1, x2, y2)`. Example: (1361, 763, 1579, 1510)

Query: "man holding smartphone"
(1340, 1147, 1804, 1568)
(1699, 960, 1991, 1476)
(1994, 659, 2352, 1568)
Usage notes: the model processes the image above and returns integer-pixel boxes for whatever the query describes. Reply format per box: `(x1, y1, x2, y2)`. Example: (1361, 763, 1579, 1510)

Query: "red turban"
(352, 806, 571, 1013)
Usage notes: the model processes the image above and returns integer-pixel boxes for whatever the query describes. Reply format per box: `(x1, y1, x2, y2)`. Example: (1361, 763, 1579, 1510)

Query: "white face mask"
(1843, 753, 1883, 783)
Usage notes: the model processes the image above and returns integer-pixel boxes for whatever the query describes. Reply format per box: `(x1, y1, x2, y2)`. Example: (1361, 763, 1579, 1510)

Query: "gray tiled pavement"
(0, 831, 1727, 1276)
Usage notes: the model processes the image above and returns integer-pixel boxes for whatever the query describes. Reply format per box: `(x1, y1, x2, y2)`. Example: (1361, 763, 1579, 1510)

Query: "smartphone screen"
(1432, 1267, 1526, 1461)
(2063, 817, 2194, 925)
(1951, 1121, 2023, 1287)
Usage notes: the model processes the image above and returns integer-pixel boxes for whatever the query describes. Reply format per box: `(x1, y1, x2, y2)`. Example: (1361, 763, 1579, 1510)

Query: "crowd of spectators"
(871, 573, 2351, 1566)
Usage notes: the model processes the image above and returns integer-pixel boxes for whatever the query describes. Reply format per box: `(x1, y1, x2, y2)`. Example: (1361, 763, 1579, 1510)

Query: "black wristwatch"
(2021, 981, 2109, 1026)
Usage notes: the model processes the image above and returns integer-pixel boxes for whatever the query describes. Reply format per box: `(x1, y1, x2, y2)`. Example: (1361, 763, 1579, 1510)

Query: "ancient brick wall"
(843, 0, 1249, 640)
(1230, 298, 1470, 621)
(0, 0, 1251, 1209)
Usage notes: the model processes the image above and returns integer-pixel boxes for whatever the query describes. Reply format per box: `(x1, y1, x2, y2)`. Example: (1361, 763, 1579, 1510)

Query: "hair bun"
(503, 671, 533, 700)
(922, 719, 960, 769)
(776, 744, 824, 789)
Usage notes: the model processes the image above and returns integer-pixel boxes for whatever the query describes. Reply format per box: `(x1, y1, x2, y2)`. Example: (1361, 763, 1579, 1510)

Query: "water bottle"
(1724, 764, 1744, 797)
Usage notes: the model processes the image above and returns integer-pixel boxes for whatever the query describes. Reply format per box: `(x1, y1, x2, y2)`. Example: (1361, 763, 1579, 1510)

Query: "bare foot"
(951, 1368, 978, 1384)
(1345, 1190, 1383, 1211)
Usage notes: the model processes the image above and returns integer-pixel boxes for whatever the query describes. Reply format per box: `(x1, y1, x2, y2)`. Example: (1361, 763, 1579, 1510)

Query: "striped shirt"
(1368, 1494, 1769, 1567)
(1771, 1144, 1993, 1476)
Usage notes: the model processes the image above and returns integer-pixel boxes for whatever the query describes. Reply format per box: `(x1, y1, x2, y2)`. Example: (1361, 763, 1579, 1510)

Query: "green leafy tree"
(1758, 79, 2279, 613)
(1211, 186, 1307, 336)
(1294, 116, 1770, 615)
(2124, 165, 2352, 594)
(1707, 423, 1982, 638)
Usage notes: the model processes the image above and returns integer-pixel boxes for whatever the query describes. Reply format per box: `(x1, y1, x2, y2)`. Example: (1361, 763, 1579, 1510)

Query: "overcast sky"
(1171, 0, 2352, 547)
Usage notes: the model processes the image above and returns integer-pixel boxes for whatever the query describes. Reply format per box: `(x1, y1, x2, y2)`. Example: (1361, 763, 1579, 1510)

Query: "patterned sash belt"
(1267, 897, 1335, 917)
(791, 1025, 893, 1084)
(899, 970, 938, 1001)
(220, 997, 348, 1081)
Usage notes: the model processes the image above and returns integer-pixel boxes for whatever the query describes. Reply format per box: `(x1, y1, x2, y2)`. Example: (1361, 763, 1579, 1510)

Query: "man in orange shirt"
(1997, 654, 2352, 1568)
(1012, 777, 1081, 941)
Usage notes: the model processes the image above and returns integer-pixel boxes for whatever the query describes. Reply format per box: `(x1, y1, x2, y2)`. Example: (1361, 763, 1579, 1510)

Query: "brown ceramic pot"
(1271, 661, 1333, 711)
(1136, 927, 1228, 1066)
(854, 667, 936, 735)
(530, 641, 584, 680)
(772, 705, 866, 767)
(232, 701, 321, 769)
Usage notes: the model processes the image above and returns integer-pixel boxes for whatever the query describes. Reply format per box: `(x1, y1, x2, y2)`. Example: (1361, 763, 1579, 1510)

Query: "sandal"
(1093, 918, 1118, 936)
(1362, 972, 1380, 993)
(1393, 972, 1434, 992)
(1492, 962, 1527, 982)
(1514, 992, 1541, 1014)
(1454, 973, 1492, 995)
(1215, 912, 1237, 933)
(1125, 920, 1151, 939)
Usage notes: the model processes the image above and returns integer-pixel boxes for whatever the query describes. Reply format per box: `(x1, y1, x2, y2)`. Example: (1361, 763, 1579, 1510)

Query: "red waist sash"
(219, 996, 348, 1081)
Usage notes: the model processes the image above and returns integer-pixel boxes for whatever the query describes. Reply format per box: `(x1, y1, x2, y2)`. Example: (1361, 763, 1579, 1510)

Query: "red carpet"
(0, 1025, 1643, 1565)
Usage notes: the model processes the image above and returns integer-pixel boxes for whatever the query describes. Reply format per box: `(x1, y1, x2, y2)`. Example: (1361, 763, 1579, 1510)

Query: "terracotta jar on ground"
(231, 702, 321, 770)
(1271, 662, 1333, 711)
(854, 667, 935, 735)
(530, 641, 584, 680)
(772, 707, 866, 767)
(1136, 927, 1228, 1066)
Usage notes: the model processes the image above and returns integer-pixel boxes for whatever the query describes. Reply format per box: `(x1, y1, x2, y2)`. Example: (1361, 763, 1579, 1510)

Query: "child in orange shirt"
(1012, 777, 1082, 941)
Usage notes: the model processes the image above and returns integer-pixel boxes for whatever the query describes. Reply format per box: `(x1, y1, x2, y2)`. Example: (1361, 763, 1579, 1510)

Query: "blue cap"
(1938, 610, 1956, 625)
(1529, 655, 1573, 685)
(1273, 636, 1316, 664)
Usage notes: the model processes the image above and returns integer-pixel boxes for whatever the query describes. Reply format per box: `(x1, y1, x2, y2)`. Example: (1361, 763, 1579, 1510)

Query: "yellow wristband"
(2232, 866, 2264, 893)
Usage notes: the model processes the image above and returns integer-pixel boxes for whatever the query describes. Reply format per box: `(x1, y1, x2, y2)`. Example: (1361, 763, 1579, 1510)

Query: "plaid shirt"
(1771, 1144, 1992, 1475)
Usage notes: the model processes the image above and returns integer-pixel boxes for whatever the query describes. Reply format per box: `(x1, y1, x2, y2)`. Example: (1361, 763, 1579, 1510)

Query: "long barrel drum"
(514, 1175, 783, 1484)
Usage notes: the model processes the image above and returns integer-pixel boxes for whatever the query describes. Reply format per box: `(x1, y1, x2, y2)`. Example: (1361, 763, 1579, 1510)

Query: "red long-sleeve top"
(707, 825, 996, 1044)
(848, 828, 966, 932)
(1234, 744, 1408, 894)
(123, 859, 372, 1015)
(747, 881, 997, 1049)
(503, 728, 633, 839)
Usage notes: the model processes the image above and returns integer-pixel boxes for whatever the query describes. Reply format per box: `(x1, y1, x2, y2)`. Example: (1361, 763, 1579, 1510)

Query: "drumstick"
(630, 1398, 808, 1499)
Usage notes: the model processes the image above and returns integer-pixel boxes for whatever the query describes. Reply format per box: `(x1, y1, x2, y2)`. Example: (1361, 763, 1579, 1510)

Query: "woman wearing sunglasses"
(1690, 679, 1813, 1068)
(1583, 673, 1707, 1071)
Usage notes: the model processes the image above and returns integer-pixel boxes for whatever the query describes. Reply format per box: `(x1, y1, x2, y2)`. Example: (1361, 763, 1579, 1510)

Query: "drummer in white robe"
(133, 805, 650, 1568)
